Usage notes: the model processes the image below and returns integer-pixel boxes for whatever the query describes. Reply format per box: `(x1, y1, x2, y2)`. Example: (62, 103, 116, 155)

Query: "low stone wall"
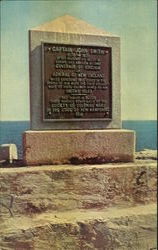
(0, 150, 157, 250)
(0, 161, 156, 217)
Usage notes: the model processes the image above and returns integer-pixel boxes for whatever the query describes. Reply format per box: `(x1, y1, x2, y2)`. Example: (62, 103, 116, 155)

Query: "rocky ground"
(135, 149, 157, 160)
(0, 150, 157, 250)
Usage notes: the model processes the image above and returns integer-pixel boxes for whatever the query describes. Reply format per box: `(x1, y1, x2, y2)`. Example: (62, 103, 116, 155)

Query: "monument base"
(23, 129, 135, 165)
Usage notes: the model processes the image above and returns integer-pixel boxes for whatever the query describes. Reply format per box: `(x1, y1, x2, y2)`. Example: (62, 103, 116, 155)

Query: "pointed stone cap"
(31, 15, 118, 37)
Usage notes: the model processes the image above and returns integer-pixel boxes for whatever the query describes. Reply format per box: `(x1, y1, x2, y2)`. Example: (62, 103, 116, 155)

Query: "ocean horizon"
(0, 120, 157, 158)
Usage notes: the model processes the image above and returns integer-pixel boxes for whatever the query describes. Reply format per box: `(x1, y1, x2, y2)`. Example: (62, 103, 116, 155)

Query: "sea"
(0, 120, 157, 159)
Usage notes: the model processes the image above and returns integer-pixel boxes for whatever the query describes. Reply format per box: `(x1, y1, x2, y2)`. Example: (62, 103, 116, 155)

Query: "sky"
(0, 0, 157, 121)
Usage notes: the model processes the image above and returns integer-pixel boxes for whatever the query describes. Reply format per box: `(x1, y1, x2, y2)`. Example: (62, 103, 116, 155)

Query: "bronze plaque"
(42, 43, 112, 121)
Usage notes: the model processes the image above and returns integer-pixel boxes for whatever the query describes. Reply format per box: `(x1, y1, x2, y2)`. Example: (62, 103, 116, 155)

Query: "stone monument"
(1, 17, 156, 249)
(23, 15, 135, 165)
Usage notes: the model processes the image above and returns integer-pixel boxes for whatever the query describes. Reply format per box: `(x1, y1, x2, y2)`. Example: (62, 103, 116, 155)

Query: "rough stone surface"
(23, 129, 135, 165)
(0, 152, 157, 249)
(29, 15, 121, 130)
(0, 204, 156, 250)
(0, 159, 156, 217)
(135, 149, 157, 160)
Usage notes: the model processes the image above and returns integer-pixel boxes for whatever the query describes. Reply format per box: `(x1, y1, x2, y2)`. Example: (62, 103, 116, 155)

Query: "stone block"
(29, 15, 121, 130)
(0, 158, 156, 217)
(23, 129, 135, 165)
(0, 144, 18, 163)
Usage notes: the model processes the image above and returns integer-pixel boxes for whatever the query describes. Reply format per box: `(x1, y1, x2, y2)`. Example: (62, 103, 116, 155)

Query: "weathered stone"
(0, 159, 156, 217)
(0, 152, 156, 249)
(23, 129, 135, 165)
(0, 204, 156, 250)
(0, 144, 18, 164)
(135, 149, 157, 160)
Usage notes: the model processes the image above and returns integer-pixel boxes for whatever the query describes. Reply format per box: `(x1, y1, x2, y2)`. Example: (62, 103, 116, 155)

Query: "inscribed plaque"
(42, 43, 112, 121)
